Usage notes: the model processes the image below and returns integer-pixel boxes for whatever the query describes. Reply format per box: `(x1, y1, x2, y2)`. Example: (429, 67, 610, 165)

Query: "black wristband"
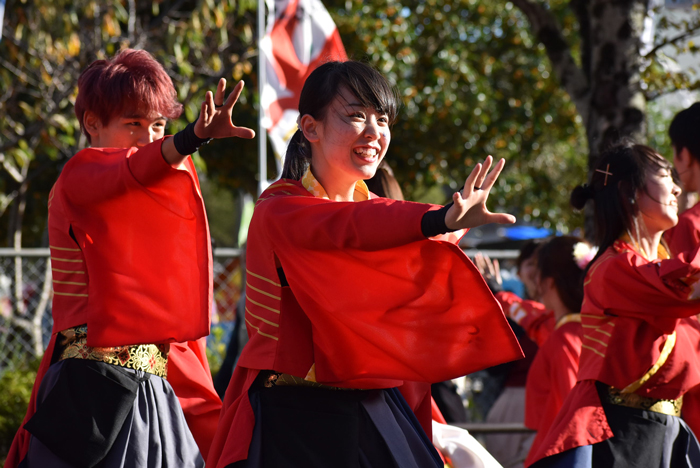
(173, 122, 212, 156)
(421, 202, 457, 238)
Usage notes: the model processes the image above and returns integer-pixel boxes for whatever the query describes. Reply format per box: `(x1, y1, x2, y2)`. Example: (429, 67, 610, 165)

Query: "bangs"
(343, 70, 399, 124)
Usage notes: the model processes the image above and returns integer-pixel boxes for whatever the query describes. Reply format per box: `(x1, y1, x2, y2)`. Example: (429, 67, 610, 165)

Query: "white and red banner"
(260, 0, 347, 171)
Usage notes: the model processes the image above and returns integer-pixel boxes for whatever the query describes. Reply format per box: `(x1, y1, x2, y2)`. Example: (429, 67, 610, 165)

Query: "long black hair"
(281, 61, 399, 180)
(570, 141, 672, 266)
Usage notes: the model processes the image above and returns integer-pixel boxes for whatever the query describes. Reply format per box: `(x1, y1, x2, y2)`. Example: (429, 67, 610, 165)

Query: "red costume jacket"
(525, 240, 700, 466)
(524, 316, 582, 466)
(496, 291, 556, 347)
(666, 202, 700, 256)
(6, 140, 221, 467)
(206, 179, 524, 468)
(664, 203, 700, 437)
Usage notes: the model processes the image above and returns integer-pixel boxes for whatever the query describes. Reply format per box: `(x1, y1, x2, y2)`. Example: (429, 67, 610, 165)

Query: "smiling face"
(85, 110, 167, 149)
(637, 165, 682, 235)
(304, 87, 391, 194)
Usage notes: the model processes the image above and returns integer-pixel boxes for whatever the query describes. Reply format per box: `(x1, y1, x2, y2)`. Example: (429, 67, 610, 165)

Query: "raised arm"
(161, 79, 256, 167)
(445, 156, 516, 230)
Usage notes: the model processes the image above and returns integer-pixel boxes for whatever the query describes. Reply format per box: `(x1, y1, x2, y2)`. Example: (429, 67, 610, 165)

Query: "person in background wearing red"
(666, 102, 700, 256)
(528, 142, 700, 468)
(523, 236, 591, 466)
(6, 48, 255, 468)
(493, 241, 556, 348)
(664, 102, 700, 443)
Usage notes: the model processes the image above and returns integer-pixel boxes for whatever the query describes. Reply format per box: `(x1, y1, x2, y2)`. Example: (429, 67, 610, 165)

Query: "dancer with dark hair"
(666, 102, 700, 255)
(7, 48, 255, 468)
(207, 60, 523, 468)
(528, 142, 700, 468)
(523, 236, 589, 466)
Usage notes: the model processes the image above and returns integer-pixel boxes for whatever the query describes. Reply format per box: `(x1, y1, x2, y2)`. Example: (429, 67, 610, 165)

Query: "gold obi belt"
(59, 325, 169, 378)
(603, 385, 682, 417)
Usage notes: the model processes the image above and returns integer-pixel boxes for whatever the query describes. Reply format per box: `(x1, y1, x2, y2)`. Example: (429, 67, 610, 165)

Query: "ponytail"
(281, 129, 311, 180)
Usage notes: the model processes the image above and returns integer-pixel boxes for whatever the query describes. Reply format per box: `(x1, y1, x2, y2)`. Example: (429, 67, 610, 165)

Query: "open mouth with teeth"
(354, 147, 379, 159)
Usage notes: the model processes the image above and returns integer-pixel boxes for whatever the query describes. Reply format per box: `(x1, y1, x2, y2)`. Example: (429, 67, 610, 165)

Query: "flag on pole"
(260, 0, 347, 174)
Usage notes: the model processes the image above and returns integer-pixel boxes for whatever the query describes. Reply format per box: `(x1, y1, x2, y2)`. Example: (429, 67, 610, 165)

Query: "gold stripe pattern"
(582, 343, 606, 358)
(50, 245, 81, 252)
(583, 334, 608, 347)
(622, 331, 677, 394)
(53, 280, 87, 286)
(247, 296, 281, 314)
(52, 268, 85, 274)
(246, 281, 281, 300)
(246, 269, 281, 287)
(54, 292, 89, 297)
(51, 257, 83, 263)
(245, 318, 279, 341)
(246, 307, 279, 327)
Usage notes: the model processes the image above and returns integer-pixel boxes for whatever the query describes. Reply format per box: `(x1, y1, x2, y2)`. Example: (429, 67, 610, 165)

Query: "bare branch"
(644, 22, 700, 59)
(0, 154, 25, 183)
(511, 0, 590, 120)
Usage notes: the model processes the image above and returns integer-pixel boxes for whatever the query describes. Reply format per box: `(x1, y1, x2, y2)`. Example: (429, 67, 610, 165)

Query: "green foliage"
(0, 360, 39, 462)
(328, 0, 585, 231)
(205, 324, 227, 376)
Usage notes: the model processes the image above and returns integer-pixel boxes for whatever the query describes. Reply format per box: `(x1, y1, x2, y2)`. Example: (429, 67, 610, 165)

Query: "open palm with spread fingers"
(194, 78, 256, 141)
(445, 156, 516, 230)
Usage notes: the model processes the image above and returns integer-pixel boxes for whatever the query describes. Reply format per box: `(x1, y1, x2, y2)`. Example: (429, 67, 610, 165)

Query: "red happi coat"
(664, 203, 700, 438)
(666, 202, 700, 257)
(206, 179, 524, 468)
(496, 291, 556, 347)
(525, 240, 700, 466)
(6, 140, 221, 467)
(524, 316, 582, 466)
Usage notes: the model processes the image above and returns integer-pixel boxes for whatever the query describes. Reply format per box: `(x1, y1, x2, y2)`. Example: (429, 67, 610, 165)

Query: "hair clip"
(595, 163, 613, 186)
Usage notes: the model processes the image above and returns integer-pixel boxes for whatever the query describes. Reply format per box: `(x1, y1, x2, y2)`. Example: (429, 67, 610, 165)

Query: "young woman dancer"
(207, 60, 524, 468)
(528, 142, 700, 467)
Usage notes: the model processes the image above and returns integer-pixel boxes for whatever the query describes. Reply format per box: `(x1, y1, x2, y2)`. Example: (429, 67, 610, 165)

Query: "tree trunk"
(512, 0, 650, 239)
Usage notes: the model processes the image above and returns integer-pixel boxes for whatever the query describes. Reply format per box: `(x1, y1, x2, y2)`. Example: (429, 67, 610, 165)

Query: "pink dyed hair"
(75, 49, 183, 142)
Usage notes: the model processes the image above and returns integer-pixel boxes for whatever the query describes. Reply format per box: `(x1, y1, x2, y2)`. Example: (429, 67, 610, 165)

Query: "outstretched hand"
(445, 156, 516, 230)
(194, 78, 256, 141)
(475, 252, 502, 287)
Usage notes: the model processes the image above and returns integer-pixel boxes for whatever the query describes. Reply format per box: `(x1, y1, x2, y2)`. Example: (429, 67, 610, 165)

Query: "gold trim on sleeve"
(52, 268, 85, 274)
(247, 296, 280, 314)
(246, 269, 281, 287)
(54, 292, 89, 297)
(50, 245, 81, 252)
(245, 318, 279, 340)
(246, 282, 281, 300)
(246, 308, 279, 327)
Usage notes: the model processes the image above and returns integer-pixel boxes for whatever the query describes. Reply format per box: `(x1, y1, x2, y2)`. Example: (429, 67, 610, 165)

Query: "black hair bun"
(570, 184, 594, 210)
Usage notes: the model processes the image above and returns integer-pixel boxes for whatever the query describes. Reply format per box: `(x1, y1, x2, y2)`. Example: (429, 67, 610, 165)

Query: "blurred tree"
(328, 0, 587, 232)
(327, 0, 700, 234)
